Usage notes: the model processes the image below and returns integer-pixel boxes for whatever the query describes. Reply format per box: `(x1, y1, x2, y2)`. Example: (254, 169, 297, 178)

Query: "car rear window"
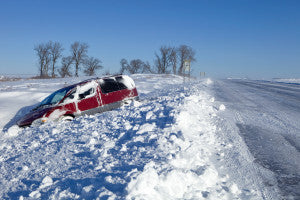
(99, 77, 129, 93)
(100, 78, 121, 93)
(115, 76, 128, 90)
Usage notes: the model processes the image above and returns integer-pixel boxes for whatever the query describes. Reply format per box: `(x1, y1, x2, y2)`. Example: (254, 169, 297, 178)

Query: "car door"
(99, 78, 124, 105)
(59, 88, 78, 114)
(77, 81, 100, 114)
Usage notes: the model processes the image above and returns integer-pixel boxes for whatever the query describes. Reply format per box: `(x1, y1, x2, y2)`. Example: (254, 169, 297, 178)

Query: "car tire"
(123, 99, 134, 105)
(59, 115, 74, 121)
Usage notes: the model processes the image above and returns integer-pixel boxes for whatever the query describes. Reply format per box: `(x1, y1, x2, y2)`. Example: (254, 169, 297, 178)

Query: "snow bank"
(127, 83, 243, 199)
(0, 74, 280, 199)
(272, 78, 300, 84)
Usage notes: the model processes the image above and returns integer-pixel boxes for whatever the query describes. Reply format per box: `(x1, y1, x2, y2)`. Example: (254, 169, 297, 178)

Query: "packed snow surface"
(0, 75, 299, 199)
(272, 78, 300, 84)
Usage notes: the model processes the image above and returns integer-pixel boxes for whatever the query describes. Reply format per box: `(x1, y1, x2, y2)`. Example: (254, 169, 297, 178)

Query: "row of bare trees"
(34, 41, 103, 78)
(34, 41, 63, 77)
(35, 42, 195, 78)
(120, 59, 152, 74)
(120, 45, 195, 75)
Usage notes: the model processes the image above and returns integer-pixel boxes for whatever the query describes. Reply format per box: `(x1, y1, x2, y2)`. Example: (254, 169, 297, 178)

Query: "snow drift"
(1, 74, 295, 199)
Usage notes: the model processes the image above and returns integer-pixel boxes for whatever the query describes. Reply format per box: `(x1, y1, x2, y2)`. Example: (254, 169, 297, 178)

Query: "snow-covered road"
(213, 79, 300, 199)
(0, 75, 299, 199)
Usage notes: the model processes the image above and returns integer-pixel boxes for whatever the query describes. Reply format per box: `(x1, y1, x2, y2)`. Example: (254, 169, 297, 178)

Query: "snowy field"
(0, 75, 299, 199)
(272, 78, 300, 84)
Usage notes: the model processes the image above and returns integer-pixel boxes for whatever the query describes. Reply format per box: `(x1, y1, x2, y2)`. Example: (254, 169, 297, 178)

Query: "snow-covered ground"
(213, 79, 300, 199)
(0, 75, 299, 199)
(272, 78, 300, 84)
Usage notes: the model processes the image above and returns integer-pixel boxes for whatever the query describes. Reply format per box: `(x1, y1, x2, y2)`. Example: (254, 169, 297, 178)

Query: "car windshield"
(39, 86, 75, 107)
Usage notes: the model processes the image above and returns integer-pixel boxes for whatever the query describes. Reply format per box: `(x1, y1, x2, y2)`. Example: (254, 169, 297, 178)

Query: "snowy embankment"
(0, 75, 279, 199)
(272, 78, 300, 84)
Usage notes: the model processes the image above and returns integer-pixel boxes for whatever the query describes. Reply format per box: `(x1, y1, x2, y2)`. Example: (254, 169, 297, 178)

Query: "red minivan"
(17, 75, 138, 127)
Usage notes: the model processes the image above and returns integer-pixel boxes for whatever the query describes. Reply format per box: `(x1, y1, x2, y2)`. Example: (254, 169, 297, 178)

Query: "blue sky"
(0, 0, 299, 79)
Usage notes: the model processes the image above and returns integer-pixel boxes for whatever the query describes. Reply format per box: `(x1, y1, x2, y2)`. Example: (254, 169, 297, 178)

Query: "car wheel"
(123, 99, 133, 104)
(59, 115, 74, 121)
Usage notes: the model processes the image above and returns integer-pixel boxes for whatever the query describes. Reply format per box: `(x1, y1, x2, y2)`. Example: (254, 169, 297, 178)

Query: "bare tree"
(120, 59, 129, 74)
(34, 43, 51, 77)
(169, 47, 177, 74)
(120, 58, 151, 74)
(141, 61, 152, 73)
(34, 44, 45, 77)
(44, 47, 51, 77)
(154, 46, 173, 74)
(129, 59, 144, 74)
(154, 54, 162, 74)
(58, 56, 73, 78)
(177, 45, 196, 75)
(83, 57, 103, 76)
(71, 42, 89, 77)
(49, 41, 63, 77)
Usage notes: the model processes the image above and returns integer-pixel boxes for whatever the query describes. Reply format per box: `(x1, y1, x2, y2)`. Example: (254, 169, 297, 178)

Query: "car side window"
(100, 79, 120, 93)
(63, 90, 76, 103)
(78, 87, 95, 100)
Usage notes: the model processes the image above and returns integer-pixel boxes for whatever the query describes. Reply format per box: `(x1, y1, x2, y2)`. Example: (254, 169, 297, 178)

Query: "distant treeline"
(34, 41, 196, 78)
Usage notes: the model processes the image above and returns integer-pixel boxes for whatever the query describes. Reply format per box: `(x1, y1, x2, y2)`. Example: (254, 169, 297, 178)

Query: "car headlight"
(32, 117, 47, 125)
(41, 118, 48, 123)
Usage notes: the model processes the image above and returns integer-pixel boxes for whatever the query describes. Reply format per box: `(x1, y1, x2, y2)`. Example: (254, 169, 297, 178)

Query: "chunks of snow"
(40, 176, 53, 189)
(145, 111, 154, 120)
(82, 185, 93, 193)
(219, 104, 226, 111)
(230, 183, 241, 195)
(205, 78, 213, 85)
(127, 84, 233, 199)
(5, 125, 20, 138)
(136, 123, 156, 134)
(133, 100, 142, 107)
(29, 191, 41, 198)
(127, 162, 160, 198)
